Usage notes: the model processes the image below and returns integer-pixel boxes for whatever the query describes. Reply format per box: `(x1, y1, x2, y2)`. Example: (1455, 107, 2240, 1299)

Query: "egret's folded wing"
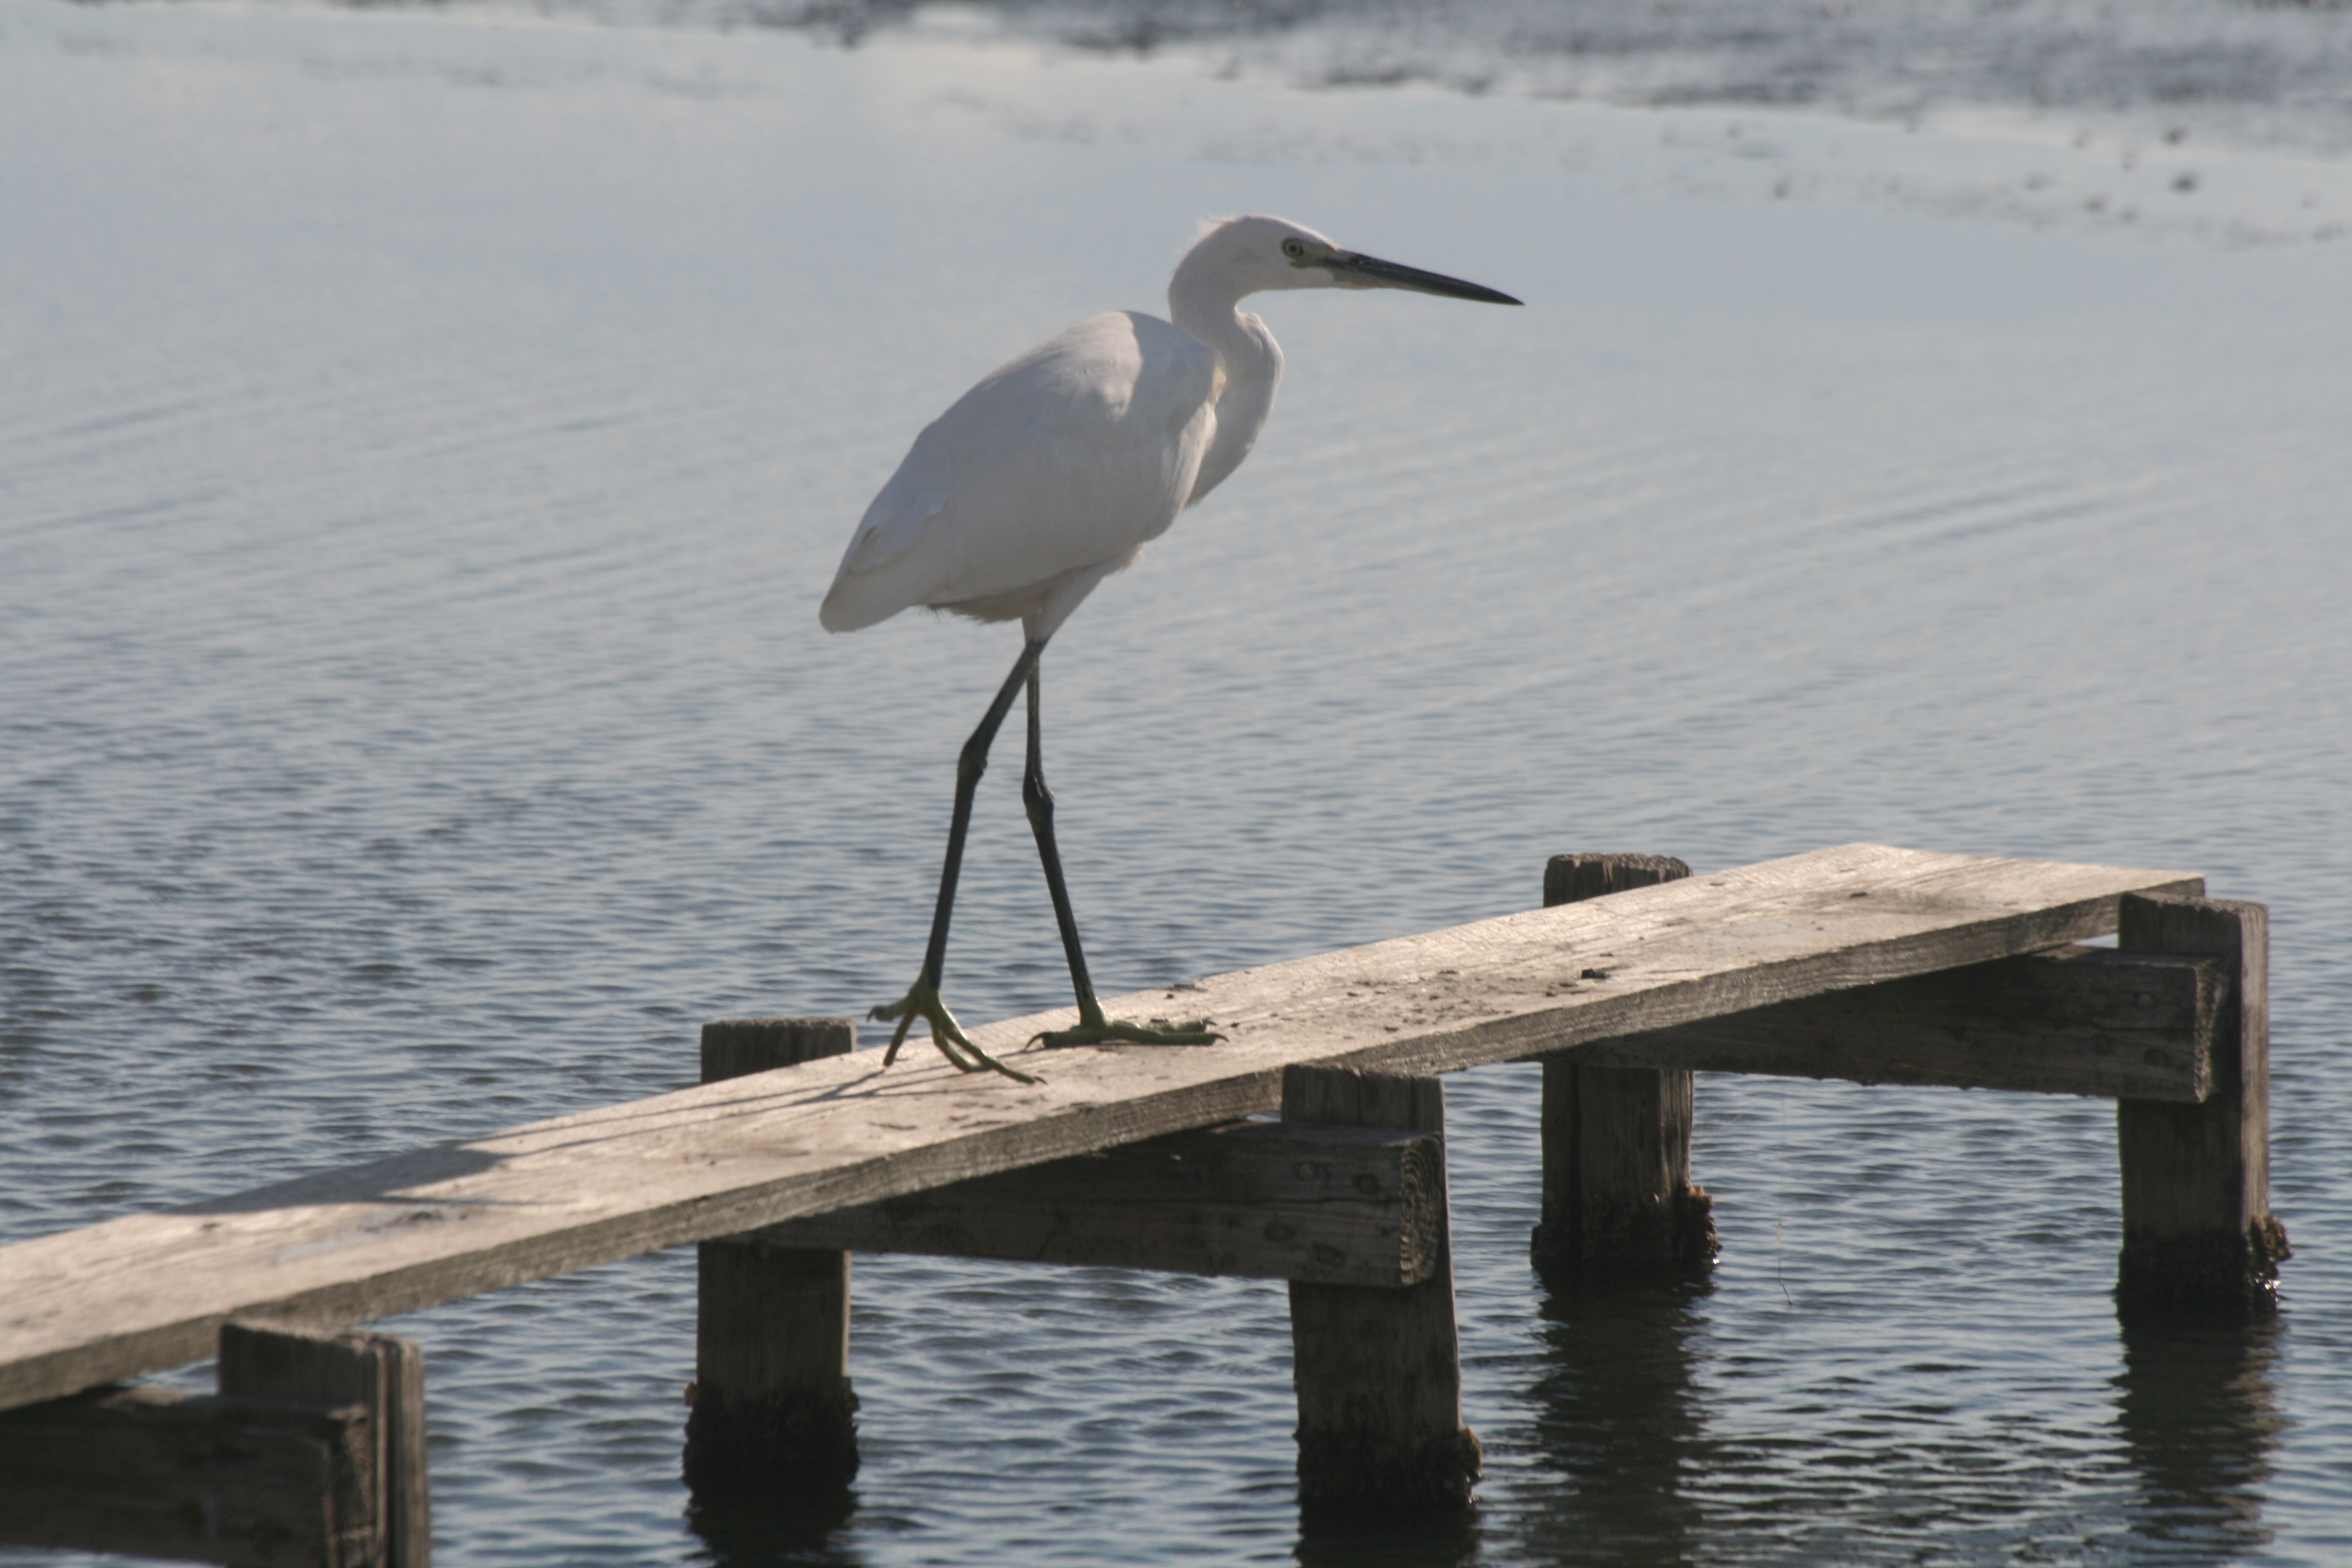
(821, 312, 1217, 633)
(838, 467, 945, 579)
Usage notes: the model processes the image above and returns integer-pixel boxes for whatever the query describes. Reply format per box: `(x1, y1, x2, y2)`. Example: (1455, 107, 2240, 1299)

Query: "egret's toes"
(1033, 1017, 1224, 1050)
(872, 979, 1041, 1084)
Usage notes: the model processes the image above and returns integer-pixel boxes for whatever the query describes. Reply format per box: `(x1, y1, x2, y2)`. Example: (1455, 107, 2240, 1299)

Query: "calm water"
(3, 2, 2350, 1563)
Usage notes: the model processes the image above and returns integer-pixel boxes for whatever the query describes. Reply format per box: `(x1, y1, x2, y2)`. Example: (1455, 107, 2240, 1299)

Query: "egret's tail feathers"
(818, 580, 898, 633)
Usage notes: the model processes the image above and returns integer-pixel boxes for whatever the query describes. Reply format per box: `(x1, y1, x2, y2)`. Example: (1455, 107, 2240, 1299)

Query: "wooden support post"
(2115, 1315, 2284, 1525)
(1284, 1065, 1480, 1519)
(0, 1319, 426, 1567)
(219, 1321, 431, 1568)
(2115, 895, 2290, 1321)
(1532, 853, 1716, 1278)
(1541, 850, 1693, 910)
(685, 1018, 861, 1501)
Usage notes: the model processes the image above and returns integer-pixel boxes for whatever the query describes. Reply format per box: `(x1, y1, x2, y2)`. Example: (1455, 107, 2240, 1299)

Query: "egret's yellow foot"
(871, 980, 1040, 1084)
(1033, 1011, 1224, 1050)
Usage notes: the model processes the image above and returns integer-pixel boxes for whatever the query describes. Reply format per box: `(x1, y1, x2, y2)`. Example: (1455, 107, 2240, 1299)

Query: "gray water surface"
(4, 4, 2350, 1563)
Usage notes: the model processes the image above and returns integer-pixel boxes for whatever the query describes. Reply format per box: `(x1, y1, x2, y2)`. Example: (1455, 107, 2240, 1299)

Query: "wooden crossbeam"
(750, 1120, 1446, 1285)
(0, 844, 2201, 1414)
(1579, 946, 2223, 1100)
(0, 1386, 373, 1567)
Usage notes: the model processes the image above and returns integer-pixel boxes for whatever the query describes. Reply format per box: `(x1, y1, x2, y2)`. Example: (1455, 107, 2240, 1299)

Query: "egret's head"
(1179, 215, 1521, 305)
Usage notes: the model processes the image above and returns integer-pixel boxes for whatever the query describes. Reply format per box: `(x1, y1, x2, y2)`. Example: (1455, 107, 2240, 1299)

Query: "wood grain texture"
(1544, 853, 1693, 907)
(382, 1334, 430, 1568)
(2114, 895, 2289, 1320)
(1284, 1066, 1480, 1517)
(1567, 1065, 1713, 1272)
(1581, 947, 2222, 1100)
(701, 1019, 856, 1091)
(748, 1120, 1444, 1286)
(218, 1321, 431, 1568)
(0, 844, 2202, 1412)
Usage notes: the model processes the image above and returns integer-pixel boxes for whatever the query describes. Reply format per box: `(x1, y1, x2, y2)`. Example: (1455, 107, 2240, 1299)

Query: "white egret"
(822, 215, 1521, 1081)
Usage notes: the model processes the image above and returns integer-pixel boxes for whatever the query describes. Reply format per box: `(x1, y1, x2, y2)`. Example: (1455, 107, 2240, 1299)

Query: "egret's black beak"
(1327, 251, 1523, 305)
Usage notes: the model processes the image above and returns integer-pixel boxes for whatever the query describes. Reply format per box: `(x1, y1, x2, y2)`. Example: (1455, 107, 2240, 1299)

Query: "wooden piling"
(685, 1018, 861, 1501)
(1284, 1065, 1481, 1519)
(219, 1321, 431, 1568)
(2114, 895, 2290, 1321)
(1532, 853, 1717, 1278)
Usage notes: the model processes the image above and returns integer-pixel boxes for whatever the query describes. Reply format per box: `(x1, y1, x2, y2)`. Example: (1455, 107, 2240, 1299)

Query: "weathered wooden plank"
(0, 844, 2202, 1413)
(1579, 947, 2222, 1100)
(748, 1120, 1445, 1286)
(2115, 895, 2290, 1320)
(1284, 1067, 1479, 1518)
(0, 1383, 377, 1567)
(688, 1017, 861, 1502)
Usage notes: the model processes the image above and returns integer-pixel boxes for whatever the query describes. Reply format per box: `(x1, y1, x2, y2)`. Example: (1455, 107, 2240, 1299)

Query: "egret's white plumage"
(820, 309, 1221, 638)
(820, 215, 1425, 641)
(824, 215, 1520, 1079)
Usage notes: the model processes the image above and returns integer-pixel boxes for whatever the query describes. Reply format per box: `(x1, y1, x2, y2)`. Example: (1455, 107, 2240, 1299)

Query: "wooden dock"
(0, 842, 2290, 1563)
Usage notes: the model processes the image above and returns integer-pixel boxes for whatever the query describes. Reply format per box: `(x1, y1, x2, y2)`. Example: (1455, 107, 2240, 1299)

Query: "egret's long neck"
(1169, 256, 1284, 506)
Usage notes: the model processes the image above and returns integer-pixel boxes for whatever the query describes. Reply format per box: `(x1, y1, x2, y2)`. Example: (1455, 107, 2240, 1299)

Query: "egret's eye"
(1281, 240, 1307, 260)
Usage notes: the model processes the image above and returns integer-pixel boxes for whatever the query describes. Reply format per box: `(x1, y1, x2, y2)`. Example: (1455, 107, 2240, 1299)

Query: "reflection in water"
(1499, 1276, 2289, 1565)
(685, 1493, 863, 1567)
(2115, 1319, 2285, 1564)
(1295, 1511, 1481, 1568)
(1511, 1273, 1713, 1567)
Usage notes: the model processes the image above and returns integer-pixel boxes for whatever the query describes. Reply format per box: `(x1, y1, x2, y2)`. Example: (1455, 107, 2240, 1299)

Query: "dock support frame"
(0, 1319, 428, 1567)
(0, 846, 2293, 1555)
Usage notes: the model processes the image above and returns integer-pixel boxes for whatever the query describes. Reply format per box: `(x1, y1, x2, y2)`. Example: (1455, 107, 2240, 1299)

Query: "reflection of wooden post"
(1532, 853, 1716, 1278)
(685, 1018, 860, 1500)
(2116, 1315, 2282, 1538)
(1285, 1065, 1480, 1518)
(1526, 1278, 1707, 1556)
(2115, 896, 2290, 1320)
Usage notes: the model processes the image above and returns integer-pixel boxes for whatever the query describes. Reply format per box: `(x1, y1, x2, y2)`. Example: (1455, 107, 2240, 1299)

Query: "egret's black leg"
(1020, 656, 1102, 1016)
(871, 638, 1048, 1083)
(1019, 657, 1222, 1051)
